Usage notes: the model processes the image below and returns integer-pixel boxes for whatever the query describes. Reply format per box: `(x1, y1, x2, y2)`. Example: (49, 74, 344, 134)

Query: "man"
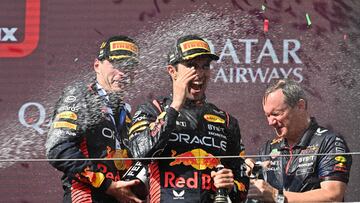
(246, 79, 352, 202)
(46, 35, 144, 203)
(128, 35, 249, 202)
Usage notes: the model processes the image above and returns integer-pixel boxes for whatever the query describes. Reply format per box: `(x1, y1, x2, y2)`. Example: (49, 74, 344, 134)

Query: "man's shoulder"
(55, 81, 96, 108)
(309, 121, 343, 140)
(206, 102, 238, 121)
(134, 95, 171, 114)
(309, 124, 349, 148)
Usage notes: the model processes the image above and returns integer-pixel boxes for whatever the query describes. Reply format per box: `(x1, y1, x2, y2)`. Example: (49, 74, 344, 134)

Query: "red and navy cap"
(97, 35, 139, 65)
(167, 35, 219, 65)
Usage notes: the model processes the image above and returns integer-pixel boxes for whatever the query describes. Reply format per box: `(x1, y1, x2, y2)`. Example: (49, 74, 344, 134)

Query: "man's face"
(94, 59, 134, 92)
(263, 89, 300, 139)
(176, 56, 212, 101)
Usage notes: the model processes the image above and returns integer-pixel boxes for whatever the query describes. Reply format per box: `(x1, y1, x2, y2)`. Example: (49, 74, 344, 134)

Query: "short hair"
(264, 79, 307, 108)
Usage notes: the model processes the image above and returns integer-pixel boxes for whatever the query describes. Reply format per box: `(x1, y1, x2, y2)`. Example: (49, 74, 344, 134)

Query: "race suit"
(128, 96, 249, 203)
(45, 80, 133, 203)
(258, 117, 352, 193)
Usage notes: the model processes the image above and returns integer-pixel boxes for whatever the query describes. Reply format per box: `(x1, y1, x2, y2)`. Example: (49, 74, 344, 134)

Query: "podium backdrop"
(0, 0, 359, 201)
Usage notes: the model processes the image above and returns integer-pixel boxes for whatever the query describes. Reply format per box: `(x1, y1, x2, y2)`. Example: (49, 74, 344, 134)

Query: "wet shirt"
(45, 81, 132, 203)
(258, 118, 352, 192)
(128, 96, 249, 203)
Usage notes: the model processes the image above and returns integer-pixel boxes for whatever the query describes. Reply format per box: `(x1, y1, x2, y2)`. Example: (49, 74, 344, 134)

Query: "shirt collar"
(280, 117, 318, 149)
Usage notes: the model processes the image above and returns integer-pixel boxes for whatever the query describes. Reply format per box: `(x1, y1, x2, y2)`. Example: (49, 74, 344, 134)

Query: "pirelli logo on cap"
(110, 41, 138, 54)
(180, 40, 210, 52)
(53, 121, 77, 130)
(203, 114, 225, 124)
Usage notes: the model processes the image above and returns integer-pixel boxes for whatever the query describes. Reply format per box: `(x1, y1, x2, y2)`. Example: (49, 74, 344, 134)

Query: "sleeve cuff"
(321, 176, 349, 183)
(167, 106, 179, 117)
(165, 107, 179, 127)
(98, 178, 113, 192)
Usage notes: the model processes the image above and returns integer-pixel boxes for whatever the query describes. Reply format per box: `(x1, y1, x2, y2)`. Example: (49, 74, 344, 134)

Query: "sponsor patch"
(270, 148, 280, 159)
(172, 190, 185, 200)
(314, 128, 328, 136)
(301, 145, 318, 154)
(334, 163, 348, 172)
(81, 170, 105, 188)
(56, 111, 78, 120)
(110, 41, 138, 54)
(113, 149, 133, 171)
(203, 114, 225, 124)
(335, 156, 347, 163)
(169, 132, 227, 151)
(169, 148, 219, 170)
(129, 120, 149, 135)
(234, 180, 247, 192)
(53, 121, 77, 130)
(176, 120, 187, 127)
(64, 95, 76, 103)
(180, 40, 210, 52)
(296, 167, 314, 175)
(335, 147, 346, 153)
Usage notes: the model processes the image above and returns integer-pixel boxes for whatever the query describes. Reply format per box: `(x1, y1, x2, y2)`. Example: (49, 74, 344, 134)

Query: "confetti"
(264, 19, 269, 32)
(261, 4, 266, 11)
(305, 13, 312, 26)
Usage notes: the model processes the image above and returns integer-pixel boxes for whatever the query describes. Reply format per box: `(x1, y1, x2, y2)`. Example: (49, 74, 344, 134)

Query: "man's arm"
(128, 100, 179, 158)
(105, 179, 146, 203)
(45, 85, 112, 191)
(284, 181, 346, 202)
(221, 116, 249, 202)
(248, 133, 351, 202)
(248, 179, 346, 202)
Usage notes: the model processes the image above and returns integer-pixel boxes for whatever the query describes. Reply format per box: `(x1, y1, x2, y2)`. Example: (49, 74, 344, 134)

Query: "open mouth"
(274, 126, 285, 137)
(190, 81, 203, 91)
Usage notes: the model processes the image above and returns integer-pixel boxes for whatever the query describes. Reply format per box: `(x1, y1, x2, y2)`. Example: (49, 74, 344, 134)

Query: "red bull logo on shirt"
(164, 149, 220, 190)
(169, 148, 219, 170)
(164, 171, 215, 190)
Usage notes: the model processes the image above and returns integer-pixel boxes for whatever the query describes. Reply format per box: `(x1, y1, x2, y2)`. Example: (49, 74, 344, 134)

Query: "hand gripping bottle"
(214, 164, 229, 203)
(122, 161, 149, 200)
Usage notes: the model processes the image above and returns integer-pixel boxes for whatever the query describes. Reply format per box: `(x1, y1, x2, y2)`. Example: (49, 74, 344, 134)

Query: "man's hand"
(245, 158, 255, 177)
(247, 179, 277, 202)
(211, 167, 235, 192)
(105, 180, 146, 203)
(245, 159, 271, 178)
(170, 67, 197, 111)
